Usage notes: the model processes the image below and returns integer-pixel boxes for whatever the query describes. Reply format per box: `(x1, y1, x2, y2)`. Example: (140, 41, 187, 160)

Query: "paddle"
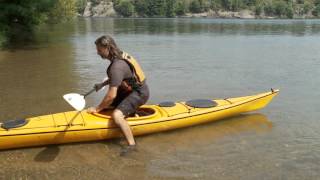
(63, 79, 109, 111)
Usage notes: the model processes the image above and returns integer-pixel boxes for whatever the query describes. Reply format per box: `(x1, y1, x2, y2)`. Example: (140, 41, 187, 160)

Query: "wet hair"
(95, 35, 122, 60)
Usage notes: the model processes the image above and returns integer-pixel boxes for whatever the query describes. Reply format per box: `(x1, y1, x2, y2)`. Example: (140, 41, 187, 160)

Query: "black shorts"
(111, 90, 149, 117)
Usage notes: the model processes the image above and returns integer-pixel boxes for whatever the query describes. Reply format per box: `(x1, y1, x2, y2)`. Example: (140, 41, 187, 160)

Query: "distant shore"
(81, 1, 318, 19)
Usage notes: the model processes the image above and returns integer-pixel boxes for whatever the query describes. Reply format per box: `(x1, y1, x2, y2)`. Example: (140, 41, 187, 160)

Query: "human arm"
(94, 79, 110, 92)
(87, 86, 118, 113)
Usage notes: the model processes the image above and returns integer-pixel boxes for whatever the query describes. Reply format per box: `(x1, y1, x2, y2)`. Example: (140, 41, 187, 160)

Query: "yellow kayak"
(0, 89, 279, 150)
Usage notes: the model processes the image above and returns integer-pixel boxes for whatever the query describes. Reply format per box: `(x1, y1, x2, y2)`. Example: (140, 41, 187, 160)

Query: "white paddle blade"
(63, 93, 86, 111)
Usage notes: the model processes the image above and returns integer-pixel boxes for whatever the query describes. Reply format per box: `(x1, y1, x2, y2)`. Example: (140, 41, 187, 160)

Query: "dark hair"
(95, 35, 122, 60)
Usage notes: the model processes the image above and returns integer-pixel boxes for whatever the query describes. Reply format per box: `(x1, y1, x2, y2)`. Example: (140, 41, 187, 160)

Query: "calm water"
(0, 18, 320, 179)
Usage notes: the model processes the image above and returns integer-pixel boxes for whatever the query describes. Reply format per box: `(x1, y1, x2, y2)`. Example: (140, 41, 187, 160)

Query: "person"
(87, 35, 149, 154)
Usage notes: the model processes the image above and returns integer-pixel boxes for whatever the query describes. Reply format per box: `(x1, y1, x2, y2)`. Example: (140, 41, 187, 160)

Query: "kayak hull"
(0, 89, 279, 150)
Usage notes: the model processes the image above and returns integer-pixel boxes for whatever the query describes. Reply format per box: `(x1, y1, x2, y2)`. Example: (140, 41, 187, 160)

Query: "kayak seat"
(130, 108, 156, 117)
(158, 101, 176, 107)
(185, 99, 217, 108)
(1, 119, 29, 130)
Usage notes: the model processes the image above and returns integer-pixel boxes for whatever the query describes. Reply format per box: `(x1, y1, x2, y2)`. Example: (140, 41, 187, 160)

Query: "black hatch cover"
(185, 99, 217, 108)
(1, 119, 29, 130)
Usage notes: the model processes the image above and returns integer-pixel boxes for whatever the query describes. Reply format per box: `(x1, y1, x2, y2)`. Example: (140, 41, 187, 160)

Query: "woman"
(87, 35, 149, 154)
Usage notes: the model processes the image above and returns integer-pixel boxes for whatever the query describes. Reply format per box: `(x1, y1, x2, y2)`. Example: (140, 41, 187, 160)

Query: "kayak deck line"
(0, 89, 279, 150)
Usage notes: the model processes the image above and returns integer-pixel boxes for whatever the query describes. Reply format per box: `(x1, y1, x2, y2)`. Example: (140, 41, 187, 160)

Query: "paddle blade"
(63, 93, 86, 111)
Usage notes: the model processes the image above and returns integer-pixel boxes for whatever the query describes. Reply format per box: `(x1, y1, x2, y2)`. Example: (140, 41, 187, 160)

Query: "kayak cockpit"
(1, 119, 29, 130)
(93, 106, 160, 120)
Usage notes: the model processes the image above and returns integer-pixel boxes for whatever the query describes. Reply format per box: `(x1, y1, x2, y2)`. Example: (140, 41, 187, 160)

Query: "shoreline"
(78, 15, 320, 20)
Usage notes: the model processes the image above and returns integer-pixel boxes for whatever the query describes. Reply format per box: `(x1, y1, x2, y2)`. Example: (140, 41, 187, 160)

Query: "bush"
(134, 0, 147, 17)
(166, 0, 175, 17)
(175, 1, 186, 16)
(49, 0, 77, 22)
(76, 0, 87, 14)
(264, 3, 275, 16)
(312, 4, 320, 16)
(115, 0, 134, 17)
(255, 4, 263, 16)
(231, 0, 242, 11)
(145, 0, 166, 17)
(286, 5, 294, 18)
(274, 1, 287, 17)
(189, 0, 202, 13)
(303, 2, 313, 14)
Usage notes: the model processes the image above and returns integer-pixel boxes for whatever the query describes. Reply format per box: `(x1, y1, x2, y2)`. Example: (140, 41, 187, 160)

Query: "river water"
(0, 18, 320, 179)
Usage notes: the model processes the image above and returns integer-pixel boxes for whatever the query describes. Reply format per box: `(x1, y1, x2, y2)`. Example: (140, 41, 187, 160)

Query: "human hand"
(87, 107, 98, 114)
(94, 82, 105, 92)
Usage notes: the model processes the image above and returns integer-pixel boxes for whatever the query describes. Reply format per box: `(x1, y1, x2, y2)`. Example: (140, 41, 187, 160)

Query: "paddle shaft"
(83, 88, 95, 98)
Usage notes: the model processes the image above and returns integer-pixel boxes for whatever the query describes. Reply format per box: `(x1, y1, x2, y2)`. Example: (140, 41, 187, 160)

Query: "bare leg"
(112, 109, 136, 146)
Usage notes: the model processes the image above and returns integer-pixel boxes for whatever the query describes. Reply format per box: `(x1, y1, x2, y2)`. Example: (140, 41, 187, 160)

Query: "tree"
(190, 0, 202, 13)
(49, 0, 77, 22)
(230, 0, 242, 11)
(165, 0, 175, 17)
(274, 1, 287, 17)
(134, 0, 148, 17)
(303, 2, 313, 14)
(264, 2, 275, 16)
(175, 1, 186, 16)
(0, 0, 55, 45)
(115, 0, 134, 17)
(255, 4, 263, 16)
(0, 0, 54, 31)
(286, 4, 294, 18)
(312, 4, 320, 16)
(76, 0, 88, 14)
(146, 0, 166, 17)
(221, 0, 232, 10)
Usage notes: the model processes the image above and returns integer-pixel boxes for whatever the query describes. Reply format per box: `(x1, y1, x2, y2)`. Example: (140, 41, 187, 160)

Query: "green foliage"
(165, 0, 176, 17)
(264, 2, 275, 16)
(100, 0, 320, 18)
(0, 0, 54, 32)
(286, 5, 294, 18)
(312, 4, 320, 16)
(190, 0, 202, 13)
(303, 2, 313, 14)
(0, 0, 54, 46)
(76, 0, 88, 14)
(134, 0, 148, 16)
(175, 1, 187, 15)
(274, 1, 287, 17)
(255, 4, 263, 15)
(115, 0, 134, 17)
(209, 0, 222, 11)
(49, 0, 77, 22)
(146, 0, 166, 17)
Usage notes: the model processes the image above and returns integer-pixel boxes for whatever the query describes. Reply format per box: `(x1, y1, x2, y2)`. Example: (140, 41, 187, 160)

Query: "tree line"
(112, 0, 320, 18)
(1, 0, 320, 46)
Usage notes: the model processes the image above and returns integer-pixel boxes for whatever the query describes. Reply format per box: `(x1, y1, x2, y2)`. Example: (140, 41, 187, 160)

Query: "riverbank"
(81, 0, 317, 19)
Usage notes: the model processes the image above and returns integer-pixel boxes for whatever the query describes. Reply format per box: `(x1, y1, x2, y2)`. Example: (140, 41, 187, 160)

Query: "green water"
(0, 18, 320, 179)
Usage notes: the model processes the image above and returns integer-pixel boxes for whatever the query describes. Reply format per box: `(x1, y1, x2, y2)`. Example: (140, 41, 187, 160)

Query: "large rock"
(83, 2, 92, 17)
(214, 10, 255, 19)
(238, 10, 255, 19)
(82, 0, 117, 17)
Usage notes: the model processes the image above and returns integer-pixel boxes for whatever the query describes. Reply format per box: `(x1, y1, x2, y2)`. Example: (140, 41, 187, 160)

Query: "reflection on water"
(74, 18, 320, 36)
(1, 18, 320, 179)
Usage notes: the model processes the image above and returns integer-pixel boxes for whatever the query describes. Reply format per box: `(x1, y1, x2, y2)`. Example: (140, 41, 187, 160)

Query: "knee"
(112, 109, 125, 125)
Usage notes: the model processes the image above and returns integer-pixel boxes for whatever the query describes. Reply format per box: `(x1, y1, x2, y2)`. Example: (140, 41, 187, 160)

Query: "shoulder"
(111, 59, 130, 69)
